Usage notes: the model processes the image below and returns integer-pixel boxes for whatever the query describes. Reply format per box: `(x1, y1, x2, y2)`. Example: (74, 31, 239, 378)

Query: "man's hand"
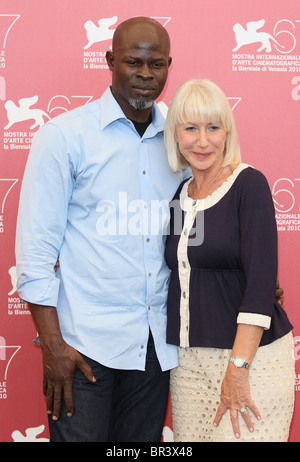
(276, 279, 284, 305)
(28, 303, 96, 420)
(42, 339, 96, 420)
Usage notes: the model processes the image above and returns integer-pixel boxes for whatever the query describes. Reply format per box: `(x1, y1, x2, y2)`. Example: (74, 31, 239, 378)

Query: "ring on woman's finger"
(239, 407, 247, 413)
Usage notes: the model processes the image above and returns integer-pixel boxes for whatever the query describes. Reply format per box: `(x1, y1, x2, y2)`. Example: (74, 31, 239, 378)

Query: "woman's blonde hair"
(164, 79, 242, 172)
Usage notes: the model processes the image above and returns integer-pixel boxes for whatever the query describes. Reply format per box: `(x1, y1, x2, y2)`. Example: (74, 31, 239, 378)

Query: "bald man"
(16, 17, 188, 442)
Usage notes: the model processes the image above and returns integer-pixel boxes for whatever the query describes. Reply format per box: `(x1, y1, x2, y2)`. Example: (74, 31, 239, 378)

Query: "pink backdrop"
(0, 0, 299, 442)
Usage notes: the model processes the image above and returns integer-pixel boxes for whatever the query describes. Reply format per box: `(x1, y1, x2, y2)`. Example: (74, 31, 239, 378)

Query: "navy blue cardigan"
(165, 166, 293, 348)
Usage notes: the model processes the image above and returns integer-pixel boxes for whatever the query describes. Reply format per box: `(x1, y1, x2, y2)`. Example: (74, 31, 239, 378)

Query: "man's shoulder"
(46, 98, 101, 129)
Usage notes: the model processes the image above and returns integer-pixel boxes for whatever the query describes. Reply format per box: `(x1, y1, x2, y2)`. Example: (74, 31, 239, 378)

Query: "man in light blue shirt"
(16, 17, 186, 442)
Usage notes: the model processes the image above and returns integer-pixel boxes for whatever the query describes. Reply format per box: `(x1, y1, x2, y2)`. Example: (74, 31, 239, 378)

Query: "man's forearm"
(28, 303, 64, 347)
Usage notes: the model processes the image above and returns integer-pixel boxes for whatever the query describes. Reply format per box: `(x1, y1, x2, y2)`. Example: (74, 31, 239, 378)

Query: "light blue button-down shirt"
(16, 87, 187, 371)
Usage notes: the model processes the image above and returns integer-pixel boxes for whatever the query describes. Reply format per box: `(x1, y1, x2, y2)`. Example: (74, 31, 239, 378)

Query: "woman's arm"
(214, 168, 278, 438)
(213, 323, 263, 438)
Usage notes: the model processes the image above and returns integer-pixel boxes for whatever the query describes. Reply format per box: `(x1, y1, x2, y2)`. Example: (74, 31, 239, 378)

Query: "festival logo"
(272, 178, 300, 232)
(294, 337, 300, 395)
(232, 18, 300, 73)
(84, 16, 117, 50)
(2, 95, 49, 151)
(82, 15, 117, 70)
(7, 265, 30, 316)
(82, 16, 171, 70)
(0, 178, 18, 234)
(4, 95, 50, 131)
(2, 94, 93, 150)
(0, 14, 20, 69)
(11, 425, 49, 442)
(292, 75, 300, 100)
(8, 265, 17, 296)
(233, 19, 287, 53)
(162, 426, 173, 442)
(0, 336, 21, 400)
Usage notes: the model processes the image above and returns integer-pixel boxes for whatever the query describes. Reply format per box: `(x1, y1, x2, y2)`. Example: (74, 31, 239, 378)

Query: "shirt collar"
(100, 86, 165, 136)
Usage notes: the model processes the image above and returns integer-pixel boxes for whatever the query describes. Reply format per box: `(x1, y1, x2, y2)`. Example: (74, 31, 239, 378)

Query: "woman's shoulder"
(235, 164, 273, 205)
(172, 177, 192, 201)
(236, 164, 270, 189)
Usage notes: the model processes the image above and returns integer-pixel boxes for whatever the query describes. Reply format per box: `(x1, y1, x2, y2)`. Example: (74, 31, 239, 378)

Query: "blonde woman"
(164, 79, 295, 442)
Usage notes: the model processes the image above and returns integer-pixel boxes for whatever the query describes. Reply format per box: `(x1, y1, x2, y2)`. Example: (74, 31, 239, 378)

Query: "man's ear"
(106, 51, 114, 70)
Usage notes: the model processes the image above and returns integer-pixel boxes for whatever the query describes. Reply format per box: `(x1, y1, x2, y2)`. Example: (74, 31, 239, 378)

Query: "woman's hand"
(213, 363, 261, 439)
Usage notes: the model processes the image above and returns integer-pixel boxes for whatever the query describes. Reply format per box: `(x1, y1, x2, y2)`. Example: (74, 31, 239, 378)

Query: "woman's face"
(175, 119, 227, 173)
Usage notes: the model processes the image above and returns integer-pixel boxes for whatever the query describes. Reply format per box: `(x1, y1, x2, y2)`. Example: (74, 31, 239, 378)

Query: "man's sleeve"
(15, 123, 75, 307)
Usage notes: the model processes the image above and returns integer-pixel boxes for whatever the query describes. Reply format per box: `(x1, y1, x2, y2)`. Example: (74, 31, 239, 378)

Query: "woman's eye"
(207, 125, 221, 131)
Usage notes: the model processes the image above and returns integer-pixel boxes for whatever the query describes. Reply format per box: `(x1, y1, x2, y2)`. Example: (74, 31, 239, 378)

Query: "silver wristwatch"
(229, 356, 251, 369)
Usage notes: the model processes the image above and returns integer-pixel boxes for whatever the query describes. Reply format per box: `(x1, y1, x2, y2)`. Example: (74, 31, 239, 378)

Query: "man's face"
(106, 23, 172, 121)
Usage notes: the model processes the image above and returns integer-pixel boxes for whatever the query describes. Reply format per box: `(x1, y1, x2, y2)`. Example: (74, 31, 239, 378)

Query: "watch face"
(235, 358, 245, 367)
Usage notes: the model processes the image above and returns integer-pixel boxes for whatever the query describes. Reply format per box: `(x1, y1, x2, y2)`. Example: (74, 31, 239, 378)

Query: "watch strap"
(229, 355, 251, 369)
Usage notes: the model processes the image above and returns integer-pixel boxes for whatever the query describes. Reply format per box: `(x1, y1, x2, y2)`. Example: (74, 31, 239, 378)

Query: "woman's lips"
(193, 152, 212, 158)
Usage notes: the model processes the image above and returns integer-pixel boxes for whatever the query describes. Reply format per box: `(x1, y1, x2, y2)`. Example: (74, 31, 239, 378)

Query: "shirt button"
(143, 170, 146, 174)
(148, 272, 152, 277)
(182, 291, 186, 298)
(141, 345, 144, 349)
(182, 261, 186, 268)
(183, 229, 188, 236)
(146, 238, 150, 242)
(148, 306, 151, 311)
(192, 200, 197, 206)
